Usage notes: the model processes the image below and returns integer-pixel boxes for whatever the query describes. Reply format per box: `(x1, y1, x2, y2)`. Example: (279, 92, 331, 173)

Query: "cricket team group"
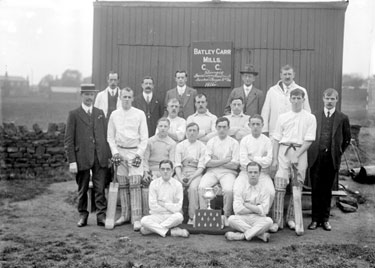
(64, 63, 351, 242)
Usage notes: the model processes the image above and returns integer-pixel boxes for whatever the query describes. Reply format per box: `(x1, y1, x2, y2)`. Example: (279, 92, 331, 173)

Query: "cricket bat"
(291, 164, 304, 236)
(105, 165, 119, 229)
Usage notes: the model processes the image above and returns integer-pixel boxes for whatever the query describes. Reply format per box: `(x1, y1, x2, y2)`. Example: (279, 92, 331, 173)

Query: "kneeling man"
(225, 162, 273, 242)
(140, 160, 189, 237)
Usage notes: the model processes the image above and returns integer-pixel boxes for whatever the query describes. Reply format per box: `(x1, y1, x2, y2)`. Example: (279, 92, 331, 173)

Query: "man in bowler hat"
(65, 84, 111, 227)
(224, 64, 265, 117)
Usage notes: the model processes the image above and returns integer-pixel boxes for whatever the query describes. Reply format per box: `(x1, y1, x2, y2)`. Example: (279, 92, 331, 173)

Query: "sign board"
(191, 41, 233, 88)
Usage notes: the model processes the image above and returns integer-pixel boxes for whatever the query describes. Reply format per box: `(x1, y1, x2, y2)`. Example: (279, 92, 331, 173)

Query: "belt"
(280, 143, 301, 155)
(118, 145, 138, 150)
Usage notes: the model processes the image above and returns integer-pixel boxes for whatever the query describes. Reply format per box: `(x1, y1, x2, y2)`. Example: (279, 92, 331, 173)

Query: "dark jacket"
(224, 85, 265, 116)
(133, 93, 164, 137)
(64, 106, 110, 171)
(308, 110, 351, 170)
(164, 86, 197, 119)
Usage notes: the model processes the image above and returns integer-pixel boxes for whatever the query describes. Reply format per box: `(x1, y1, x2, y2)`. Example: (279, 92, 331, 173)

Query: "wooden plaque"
(194, 209, 222, 230)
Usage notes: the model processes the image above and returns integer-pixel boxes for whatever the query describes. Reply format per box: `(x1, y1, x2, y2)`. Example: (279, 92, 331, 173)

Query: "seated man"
(175, 122, 206, 224)
(157, 98, 186, 142)
(186, 93, 217, 143)
(198, 117, 239, 225)
(144, 118, 176, 180)
(224, 97, 251, 142)
(225, 162, 273, 242)
(140, 160, 189, 238)
(237, 114, 275, 205)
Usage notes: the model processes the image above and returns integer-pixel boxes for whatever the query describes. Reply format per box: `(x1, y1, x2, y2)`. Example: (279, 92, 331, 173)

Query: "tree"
(60, 69, 82, 87)
(342, 74, 365, 89)
(38, 74, 55, 94)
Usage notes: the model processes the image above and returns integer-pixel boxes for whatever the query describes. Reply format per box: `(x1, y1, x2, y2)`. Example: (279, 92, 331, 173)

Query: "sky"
(0, 0, 374, 84)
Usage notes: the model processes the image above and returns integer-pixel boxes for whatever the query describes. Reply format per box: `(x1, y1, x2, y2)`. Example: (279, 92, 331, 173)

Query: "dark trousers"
(76, 153, 107, 220)
(310, 151, 336, 222)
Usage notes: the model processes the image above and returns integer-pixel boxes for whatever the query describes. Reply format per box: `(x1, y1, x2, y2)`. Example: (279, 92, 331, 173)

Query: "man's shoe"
(133, 221, 142, 231)
(170, 227, 189, 238)
(322, 221, 332, 231)
(140, 227, 153, 236)
(77, 218, 87, 227)
(287, 220, 296, 230)
(308, 221, 318, 230)
(269, 223, 279, 233)
(257, 232, 270, 243)
(97, 218, 106, 226)
(115, 216, 126, 226)
(225, 232, 245, 241)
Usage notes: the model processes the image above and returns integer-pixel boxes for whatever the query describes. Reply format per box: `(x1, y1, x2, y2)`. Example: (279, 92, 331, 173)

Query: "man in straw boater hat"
(271, 88, 316, 234)
(224, 64, 265, 117)
(107, 87, 149, 231)
(65, 84, 111, 227)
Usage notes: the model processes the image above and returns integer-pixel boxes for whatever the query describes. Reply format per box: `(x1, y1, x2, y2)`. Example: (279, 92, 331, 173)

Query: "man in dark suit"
(164, 70, 197, 119)
(133, 76, 164, 137)
(224, 64, 265, 117)
(308, 88, 351, 231)
(64, 84, 111, 227)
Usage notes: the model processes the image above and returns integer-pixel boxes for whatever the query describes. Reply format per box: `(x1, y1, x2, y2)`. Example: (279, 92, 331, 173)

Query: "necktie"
(146, 95, 150, 104)
(87, 109, 91, 116)
(327, 111, 330, 118)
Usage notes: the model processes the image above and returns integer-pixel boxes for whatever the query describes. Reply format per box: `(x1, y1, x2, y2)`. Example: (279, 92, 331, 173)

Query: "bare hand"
(69, 162, 78, 174)
(271, 159, 278, 174)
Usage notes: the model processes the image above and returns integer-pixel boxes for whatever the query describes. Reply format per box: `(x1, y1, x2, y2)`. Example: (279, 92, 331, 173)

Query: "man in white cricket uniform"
(156, 98, 186, 142)
(175, 122, 206, 224)
(261, 65, 311, 138)
(225, 162, 273, 242)
(140, 160, 189, 238)
(271, 88, 316, 233)
(237, 114, 275, 205)
(198, 117, 240, 225)
(186, 93, 217, 143)
(107, 87, 148, 230)
(224, 97, 251, 142)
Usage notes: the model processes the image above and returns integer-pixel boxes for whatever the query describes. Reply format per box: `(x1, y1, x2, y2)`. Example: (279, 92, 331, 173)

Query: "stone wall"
(0, 122, 67, 180)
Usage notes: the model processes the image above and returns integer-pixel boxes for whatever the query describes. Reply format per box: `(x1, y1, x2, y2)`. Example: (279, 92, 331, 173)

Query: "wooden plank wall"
(92, 1, 347, 116)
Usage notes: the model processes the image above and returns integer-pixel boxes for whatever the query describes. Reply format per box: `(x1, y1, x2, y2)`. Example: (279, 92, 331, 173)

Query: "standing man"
(175, 122, 207, 224)
(107, 87, 149, 230)
(225, 162, 273, 242)
(237, 114, 275, 205)
(262, 64, 311, 138)
(165, 70, 197, 119)
(94, 71, 121, 121)
(144, 118, 176, 179)
(65, 84, 110, 227)
(271, 88, 316, 233)
(308, 88, 351, 231)
(140, 160, 189, 238)
(198, 117, 240, 225)
(224, 97, 251, 141)
(186, 94, 217, 143)
(133, 76, 164, 137)
(224, 64, 265, 117)
(157, 98, 186, 142)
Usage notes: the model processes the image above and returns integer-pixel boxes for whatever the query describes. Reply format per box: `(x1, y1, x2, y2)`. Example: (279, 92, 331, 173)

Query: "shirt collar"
(243, 84, 253, 91)
(177, 85, 186, 94)
(143, 91, 153, 100)
(230, 112, 244, 117)
(81, 103, 92, 113)
(324, 107, 335, 117)
(195, 109, 211, 116)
